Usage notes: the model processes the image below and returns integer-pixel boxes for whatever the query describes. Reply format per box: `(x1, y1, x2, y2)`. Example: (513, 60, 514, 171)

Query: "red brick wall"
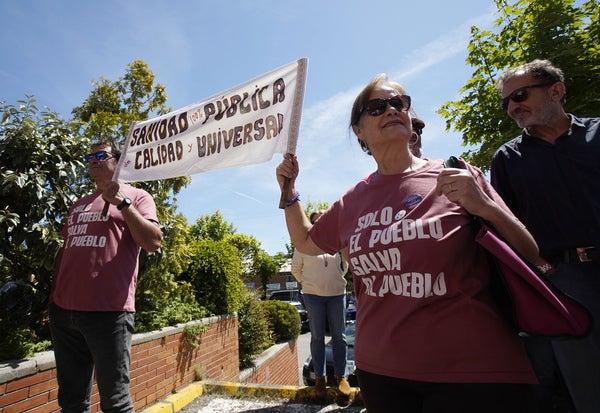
(0, 368, 60, 413)
(0, 315, 241, 412)
(129, 315, 240, 410)
(241, 339, 299, 386)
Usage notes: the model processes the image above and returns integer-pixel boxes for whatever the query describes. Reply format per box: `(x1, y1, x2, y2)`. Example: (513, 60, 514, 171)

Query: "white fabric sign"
(114, 58, 308, 183)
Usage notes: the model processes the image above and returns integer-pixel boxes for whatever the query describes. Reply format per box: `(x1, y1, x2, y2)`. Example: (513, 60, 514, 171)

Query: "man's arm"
(121, 205, 162, 252)
(102, 182, 162, 252)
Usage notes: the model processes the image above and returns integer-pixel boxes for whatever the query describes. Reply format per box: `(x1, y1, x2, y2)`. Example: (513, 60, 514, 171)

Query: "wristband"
(285, 192, 300, 207)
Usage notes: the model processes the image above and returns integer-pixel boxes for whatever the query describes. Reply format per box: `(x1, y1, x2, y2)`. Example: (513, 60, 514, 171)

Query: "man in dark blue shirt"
(491, 59, 600, 413)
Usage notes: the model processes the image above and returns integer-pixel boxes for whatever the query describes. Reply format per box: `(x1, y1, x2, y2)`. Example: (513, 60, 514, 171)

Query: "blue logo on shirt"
(404, 194, 423, 210)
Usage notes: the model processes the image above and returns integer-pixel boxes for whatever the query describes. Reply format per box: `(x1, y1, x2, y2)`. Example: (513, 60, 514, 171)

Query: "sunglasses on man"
(500, 82, 555, 111)
(363, 95, 411, 117)
(84, 150, 113, 163)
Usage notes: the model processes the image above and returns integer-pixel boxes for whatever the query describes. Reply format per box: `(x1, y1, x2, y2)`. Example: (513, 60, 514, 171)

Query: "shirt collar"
(522, 113, 583, 140)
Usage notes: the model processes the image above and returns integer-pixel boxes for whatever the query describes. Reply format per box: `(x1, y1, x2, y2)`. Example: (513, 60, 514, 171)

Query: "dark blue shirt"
(491, 115, 600, 260)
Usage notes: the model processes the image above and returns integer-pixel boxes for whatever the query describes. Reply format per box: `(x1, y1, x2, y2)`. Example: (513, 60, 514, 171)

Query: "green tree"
(134, 212, 207, 332)
(304, 200, 330, 215)
(0, 98, 90, 348)
(190, 211, 284, 291)
(253, 249, 286, 293)
(72, 60, 169, 144)
(228, 234, 285, 283)
(189, 210, 236, 241)
(438, 0, 599, 171)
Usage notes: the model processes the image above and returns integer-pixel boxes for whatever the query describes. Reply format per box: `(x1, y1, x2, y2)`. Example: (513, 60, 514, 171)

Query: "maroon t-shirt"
(54, 184, 158, 312)
(310, 159, 536, 384)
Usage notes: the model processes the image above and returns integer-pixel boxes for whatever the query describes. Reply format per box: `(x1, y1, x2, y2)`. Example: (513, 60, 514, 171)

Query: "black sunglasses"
(84, 150, 113, 163)
(500, 82, 555, 111)
(363, 95, 411, 116)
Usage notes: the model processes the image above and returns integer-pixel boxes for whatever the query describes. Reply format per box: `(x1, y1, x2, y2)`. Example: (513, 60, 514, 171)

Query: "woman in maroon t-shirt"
(276, 74, 552, 413)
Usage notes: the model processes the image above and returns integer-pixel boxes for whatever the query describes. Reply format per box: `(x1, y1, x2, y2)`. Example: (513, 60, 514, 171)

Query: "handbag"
(445, 156, 592, 337)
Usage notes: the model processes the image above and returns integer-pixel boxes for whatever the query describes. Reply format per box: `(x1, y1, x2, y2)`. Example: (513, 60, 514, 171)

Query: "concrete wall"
(0, 314, 298, 413)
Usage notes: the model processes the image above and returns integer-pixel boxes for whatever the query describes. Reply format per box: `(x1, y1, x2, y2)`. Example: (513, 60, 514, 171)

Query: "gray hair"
(497, 59, 565, 91)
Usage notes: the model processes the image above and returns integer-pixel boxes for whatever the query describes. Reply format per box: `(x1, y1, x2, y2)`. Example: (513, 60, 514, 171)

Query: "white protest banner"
(113, 58, 308, 183)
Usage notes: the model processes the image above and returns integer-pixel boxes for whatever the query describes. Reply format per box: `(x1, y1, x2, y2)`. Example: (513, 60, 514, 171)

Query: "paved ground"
(179, 394, 365, 412)
(154, 381, 365, 413)
(297, 331, 311, 384)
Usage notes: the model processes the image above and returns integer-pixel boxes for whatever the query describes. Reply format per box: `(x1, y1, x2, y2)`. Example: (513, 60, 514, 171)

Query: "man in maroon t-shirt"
(49, 141, 162, 413)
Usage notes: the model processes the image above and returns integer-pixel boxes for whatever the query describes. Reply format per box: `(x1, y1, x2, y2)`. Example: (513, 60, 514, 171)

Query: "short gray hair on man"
(496, 59, 565, 91)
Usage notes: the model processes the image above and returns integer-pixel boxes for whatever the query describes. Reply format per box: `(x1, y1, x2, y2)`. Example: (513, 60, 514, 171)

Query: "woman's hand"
(436, 168, 495, 217)
(437, 167, 543, 266)
(101, 181, 126, 206)
(276, 153, 299, 196)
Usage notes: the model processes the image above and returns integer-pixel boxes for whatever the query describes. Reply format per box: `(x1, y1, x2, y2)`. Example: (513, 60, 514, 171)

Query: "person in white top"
(291, 210, 350, 400)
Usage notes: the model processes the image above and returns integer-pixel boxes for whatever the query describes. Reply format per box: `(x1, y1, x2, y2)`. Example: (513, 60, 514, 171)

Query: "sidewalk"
(141, 380, 365, 413)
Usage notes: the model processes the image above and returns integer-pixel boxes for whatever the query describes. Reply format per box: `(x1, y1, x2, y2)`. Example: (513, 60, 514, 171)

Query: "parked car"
(302, 323, 357, 387)
(268, 289, 303, 303)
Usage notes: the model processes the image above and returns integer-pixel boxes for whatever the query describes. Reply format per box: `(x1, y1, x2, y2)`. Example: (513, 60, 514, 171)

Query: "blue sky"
(1, 1, 497, 255)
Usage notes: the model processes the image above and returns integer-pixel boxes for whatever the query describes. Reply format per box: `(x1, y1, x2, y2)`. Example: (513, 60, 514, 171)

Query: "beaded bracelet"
(285, 192, 300, 207)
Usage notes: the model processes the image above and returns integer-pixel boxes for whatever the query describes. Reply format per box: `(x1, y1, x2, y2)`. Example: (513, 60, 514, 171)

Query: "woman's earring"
(359, 140, 370, 154)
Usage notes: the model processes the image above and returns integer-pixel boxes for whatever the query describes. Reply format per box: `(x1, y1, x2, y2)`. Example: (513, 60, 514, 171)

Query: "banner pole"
(101, 121, 138, 217)
(279, 58, 308, 209)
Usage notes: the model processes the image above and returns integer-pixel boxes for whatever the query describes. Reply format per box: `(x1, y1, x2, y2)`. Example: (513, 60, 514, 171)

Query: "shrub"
(238, 290, 273, 368)
(135, 295, 207, 333)
(0, 328, 51, 361)
(0, 281, 51, 360)
(260, 300, 301, 343)
(184, 238, 245, 316)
